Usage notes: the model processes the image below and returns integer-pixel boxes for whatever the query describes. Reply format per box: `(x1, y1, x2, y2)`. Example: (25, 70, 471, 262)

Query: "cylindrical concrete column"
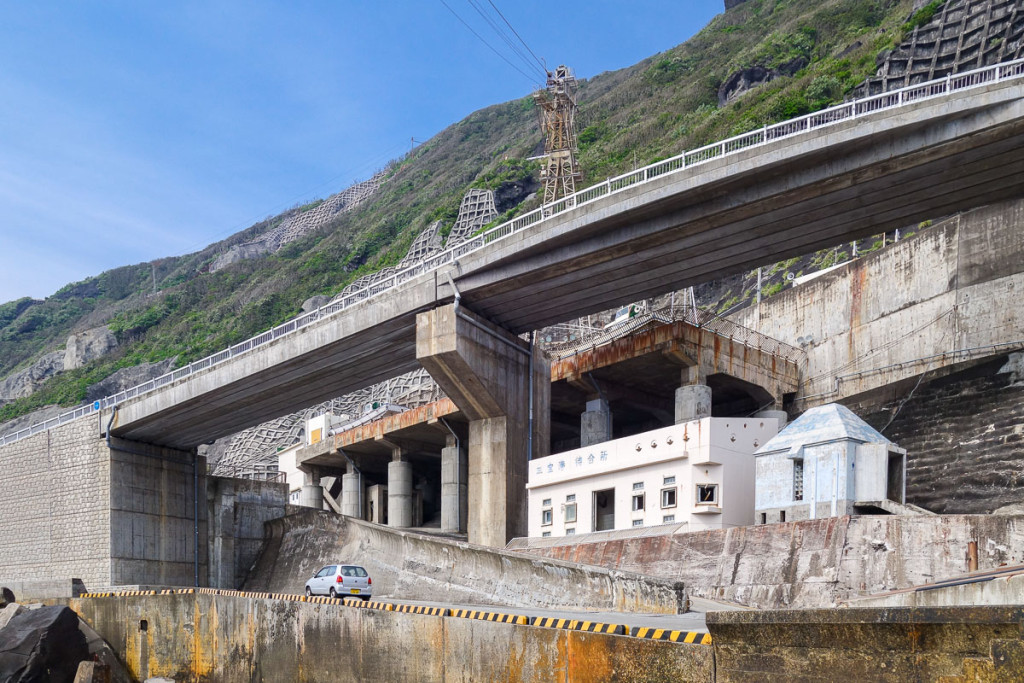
(756, 409, 789, 430)
(388, 460, 414, 528)
(441, 444, 468, 533)
(580, 398, 612, 447)
(341, 473, 361, 518)
(675, 384, 712, 423)
(299, 484, 324, 509)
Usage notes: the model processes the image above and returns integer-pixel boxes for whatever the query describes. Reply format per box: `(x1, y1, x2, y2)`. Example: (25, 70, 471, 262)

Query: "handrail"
(3, 57, 1023, 447)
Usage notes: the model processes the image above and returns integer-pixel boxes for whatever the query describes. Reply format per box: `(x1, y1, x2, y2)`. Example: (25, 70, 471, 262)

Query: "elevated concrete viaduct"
(108, 76, 1024, 452)
(96, 76, 1024, 547)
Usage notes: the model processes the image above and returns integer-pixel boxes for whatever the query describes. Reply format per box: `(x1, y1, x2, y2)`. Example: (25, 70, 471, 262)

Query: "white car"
(304, 564, 373, 600)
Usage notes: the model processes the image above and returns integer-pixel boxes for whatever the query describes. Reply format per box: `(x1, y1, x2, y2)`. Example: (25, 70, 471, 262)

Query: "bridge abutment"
(417, 304, 550, 546)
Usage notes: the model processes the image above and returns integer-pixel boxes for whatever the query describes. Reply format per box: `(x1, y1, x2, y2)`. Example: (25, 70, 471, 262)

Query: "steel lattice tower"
(534, 65, 582, 210)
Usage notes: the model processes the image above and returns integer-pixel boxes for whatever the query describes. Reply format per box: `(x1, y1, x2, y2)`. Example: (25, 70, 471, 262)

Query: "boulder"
(0, 605, 88, 683)
(0, 352, 65, 401)
(84, 359, 176, 403)
(64, 327, 117, 371)
(301, 295, 332, 314)
(0, 604, 24, 631)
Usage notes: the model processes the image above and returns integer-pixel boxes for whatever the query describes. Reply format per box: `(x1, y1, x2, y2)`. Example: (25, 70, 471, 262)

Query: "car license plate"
(350, 588, 360, 594)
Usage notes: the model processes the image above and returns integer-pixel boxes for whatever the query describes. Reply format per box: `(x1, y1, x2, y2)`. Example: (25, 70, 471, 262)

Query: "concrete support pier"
(387, 458, 413, 528)
(441, 434, 468, 534)
(675, 384, 712, 423)
(417, 303, 550, 546)
(341, 470, 361, 518)
(580, 398, 612, 447)
(298, 467, 324, 510)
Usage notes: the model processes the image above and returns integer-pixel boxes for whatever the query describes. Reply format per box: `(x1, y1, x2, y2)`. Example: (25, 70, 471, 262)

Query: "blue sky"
(0, 1, 722, 304)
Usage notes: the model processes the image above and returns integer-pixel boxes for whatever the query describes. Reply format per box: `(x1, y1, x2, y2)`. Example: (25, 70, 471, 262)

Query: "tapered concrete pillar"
(417, 304, 550, 547)
(580, 398, 612, 447)
(299, 467, 324, 509)
(388, 459, 413, 528)
(341, 472, 361, 518)
(675, 384, 712, 423)
(441, 434, 468, 534)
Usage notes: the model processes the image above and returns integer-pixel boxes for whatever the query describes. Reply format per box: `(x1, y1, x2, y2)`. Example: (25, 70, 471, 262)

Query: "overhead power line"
(486, 0, 546, 74)
(437, 0, 544, 86)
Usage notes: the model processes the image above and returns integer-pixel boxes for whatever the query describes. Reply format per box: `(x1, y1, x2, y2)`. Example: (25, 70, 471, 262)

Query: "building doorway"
(594, 488, 615, 531)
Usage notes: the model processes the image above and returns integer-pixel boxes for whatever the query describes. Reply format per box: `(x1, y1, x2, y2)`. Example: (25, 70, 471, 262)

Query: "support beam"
(580, 398, 612, 447)
(298, 466, 324, 510)
(440, 431, 468, 534)
(416, 304, 550, 546)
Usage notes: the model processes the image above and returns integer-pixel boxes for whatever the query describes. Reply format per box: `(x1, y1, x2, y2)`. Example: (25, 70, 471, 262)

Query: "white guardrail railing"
(3, 58, 1023, 447)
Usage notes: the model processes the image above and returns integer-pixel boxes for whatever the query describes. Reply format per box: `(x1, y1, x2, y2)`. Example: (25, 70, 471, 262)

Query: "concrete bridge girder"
(416, 304, 550, 547)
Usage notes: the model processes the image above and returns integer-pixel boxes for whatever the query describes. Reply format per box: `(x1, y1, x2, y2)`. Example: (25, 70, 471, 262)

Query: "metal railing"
(3, 57, 1022, 447)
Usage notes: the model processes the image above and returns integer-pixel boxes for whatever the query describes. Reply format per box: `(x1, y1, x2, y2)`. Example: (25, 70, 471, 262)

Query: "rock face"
(85, 358, 176, 403)
(0, 405, 68, 438)
(0, 352, 64, 402)
(63, 326, 117, 371)
(717, 57, 808, 105)
(0, 605, 88, 683)
(725, 0, 749, 9)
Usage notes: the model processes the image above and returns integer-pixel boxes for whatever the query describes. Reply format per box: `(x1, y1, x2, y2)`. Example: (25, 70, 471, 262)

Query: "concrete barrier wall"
(707, 606, 1024, 682)
(518, 514, 1024, 609)
(64, 593, 713, 682)
(244, 509, 684, 613)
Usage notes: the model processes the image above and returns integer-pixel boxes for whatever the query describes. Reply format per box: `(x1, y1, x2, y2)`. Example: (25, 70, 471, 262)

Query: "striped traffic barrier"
(393, 604, 449, 617)
(629, 627, 711, 645)
(450, 609, 528, 625)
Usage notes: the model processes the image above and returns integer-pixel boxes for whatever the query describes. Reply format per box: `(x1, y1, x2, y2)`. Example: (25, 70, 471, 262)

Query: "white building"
(754, 403, 908, 524)
(526, 417, 778, 538)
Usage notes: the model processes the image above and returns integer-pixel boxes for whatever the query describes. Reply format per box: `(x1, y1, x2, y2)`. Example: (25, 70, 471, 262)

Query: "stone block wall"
(0, 418, 111, 588)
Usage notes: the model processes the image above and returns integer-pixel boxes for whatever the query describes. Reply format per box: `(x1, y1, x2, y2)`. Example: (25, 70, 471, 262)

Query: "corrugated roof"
(754, 403, 891, 456)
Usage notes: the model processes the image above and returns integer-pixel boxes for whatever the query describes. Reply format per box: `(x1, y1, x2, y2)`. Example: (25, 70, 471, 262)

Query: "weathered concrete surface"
(206, 476, 289, 589)
(733, 196, 1024, 513)
(708, 606, 1024, 682)
(106, 78, 1024, 450)
(245, 509, 684, 614)
(518, 515, 1024, 609)
(417, 304, 550, 546)
(849, 565, 1024, 608)
(65, 593, 713, 682)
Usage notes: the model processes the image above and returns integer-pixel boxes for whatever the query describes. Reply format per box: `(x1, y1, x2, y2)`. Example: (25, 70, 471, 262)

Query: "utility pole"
(533, 65, 582, 214)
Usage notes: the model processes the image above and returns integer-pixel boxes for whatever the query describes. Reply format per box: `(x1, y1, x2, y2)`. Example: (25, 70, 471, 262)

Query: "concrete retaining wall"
(518, 514, 1024, 609)
(707, 606, 1024, 682)
(206, 476, 289, 589)
(245, 509, 684, 613)
(65, 593, 713, 682)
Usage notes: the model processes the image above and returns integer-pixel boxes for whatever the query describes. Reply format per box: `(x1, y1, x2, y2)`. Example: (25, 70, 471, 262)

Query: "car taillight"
(367, 577, 372, 585)
(336, 575, 343, 584)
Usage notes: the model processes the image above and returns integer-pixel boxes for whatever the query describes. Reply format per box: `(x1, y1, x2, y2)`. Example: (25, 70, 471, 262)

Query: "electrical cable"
(466, 0, 546, 79)
(437, 0, 541, 86)
(486, 0, 546, 74)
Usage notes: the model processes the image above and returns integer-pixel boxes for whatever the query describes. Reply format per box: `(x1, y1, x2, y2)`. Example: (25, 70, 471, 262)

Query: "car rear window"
(342, 566, 367, 577)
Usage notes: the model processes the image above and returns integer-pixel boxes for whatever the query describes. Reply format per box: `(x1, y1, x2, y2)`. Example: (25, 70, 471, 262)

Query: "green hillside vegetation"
(0, 0, 919, 426)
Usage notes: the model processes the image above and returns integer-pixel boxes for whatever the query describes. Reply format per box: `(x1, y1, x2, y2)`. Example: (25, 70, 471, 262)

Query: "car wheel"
(305, 587, 312, 597)
(361, 595, 371, 602)
(329, 588, 337, 598)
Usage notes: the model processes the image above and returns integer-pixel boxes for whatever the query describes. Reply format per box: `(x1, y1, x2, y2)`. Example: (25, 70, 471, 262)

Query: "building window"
(663, 515, 675, 524)
(542, 498, 552, 506)
(632, 482, 644, 491)
(632, 519, 643, 527)
(542, 531, 551, 537)
(780, 510, 787, 523)
(661, 487, 677, 509)
(632, 493, 645, 511)
(696, 483, 718, 505)
(566, 494, 576, 503)
(541, 508, 552, 526)
(564, 503, 577, 523)
(566, 527, 575, 535)
(663, 475, 676, 486)
(793, 460, 804, 501)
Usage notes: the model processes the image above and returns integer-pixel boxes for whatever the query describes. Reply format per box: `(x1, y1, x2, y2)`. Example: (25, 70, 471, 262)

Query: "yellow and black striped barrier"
(450, 608, 528, 625)
(393, 604, 449, 617)
(570, 620, 627, 636)
(630, 627, 711, 645)
(342, 598, 394, 611)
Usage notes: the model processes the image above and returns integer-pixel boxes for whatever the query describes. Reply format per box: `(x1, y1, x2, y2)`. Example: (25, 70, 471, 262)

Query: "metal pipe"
(193, 450, 199, 587)
(528, 332, 535, 463)
(455, 309, 530, 356)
